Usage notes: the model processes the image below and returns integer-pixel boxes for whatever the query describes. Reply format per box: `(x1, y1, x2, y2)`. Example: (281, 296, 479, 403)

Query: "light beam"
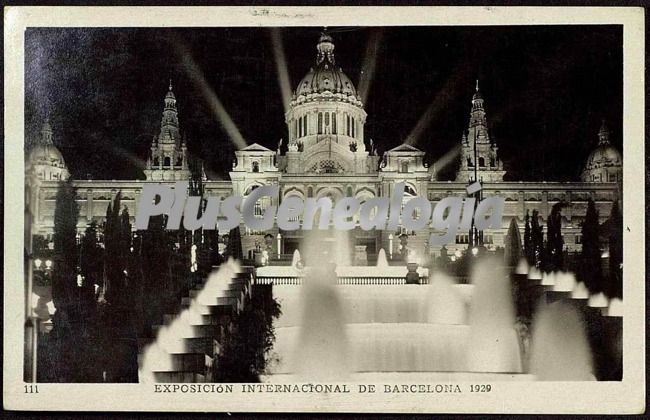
(172, 40, 247, 150)
(269, 28, 293, 115)
(358, 28, 384, 105)
(405, 62, 467, 147)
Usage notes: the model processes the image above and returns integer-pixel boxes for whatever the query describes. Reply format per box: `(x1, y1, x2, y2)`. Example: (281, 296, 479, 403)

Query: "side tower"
(455, 82, 505, 183)
(581, 120, 622, 183)
(26, 118, 69, 183)
(144, 81, 191, 181)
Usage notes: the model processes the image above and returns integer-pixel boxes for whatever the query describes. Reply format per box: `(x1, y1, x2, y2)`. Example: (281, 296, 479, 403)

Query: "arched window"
(346, 186, 353, 197)
(400, 161, 409, 173)
(346, 115, 351, 136)
(318, 113, 323, 134)
(352, 118, 356, 138)
(404, 184, 417, 196)
(164, 156, 171, 167)
(307, 186, 313, 197)
(252, 161, 259, 173)
(303, 115, 308, 135)
(478, 157, 485, 167)
(245, 184, 260, 195)
(332, 113, 337, 134)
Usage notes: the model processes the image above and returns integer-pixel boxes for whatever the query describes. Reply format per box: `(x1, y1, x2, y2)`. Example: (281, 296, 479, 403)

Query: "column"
(86, 189, 93, 222)
(541, 191, 548, 221)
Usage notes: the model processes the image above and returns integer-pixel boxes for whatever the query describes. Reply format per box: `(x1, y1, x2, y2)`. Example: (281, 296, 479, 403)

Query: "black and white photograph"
(4, 5, 645, 414)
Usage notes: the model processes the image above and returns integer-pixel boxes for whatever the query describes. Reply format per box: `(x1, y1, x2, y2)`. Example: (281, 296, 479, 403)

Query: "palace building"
(25, 31, 622, 263)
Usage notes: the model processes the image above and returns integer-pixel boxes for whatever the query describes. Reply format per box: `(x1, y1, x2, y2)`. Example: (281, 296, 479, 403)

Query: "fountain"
(426, 273, 466, 325)
(529, 301, 595, 380)
(266, 236, 527, 381)
(291, 231, 349, 380)
(376, 248, 389, 267)
(291, 249, 301, 268)
(466, 257, 522, 373)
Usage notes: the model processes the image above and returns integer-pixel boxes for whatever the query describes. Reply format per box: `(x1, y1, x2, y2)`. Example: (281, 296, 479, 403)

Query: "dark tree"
(545, 202, 566, 271)
(607, 201, 622, 298)
(51, 179, 79, 310)
(226, 226, 244, 261)
(214, 285, 281, 382)
(80, 221, 102, 295)
(504, 217, 523, 268)
(530, 210, 544, 269)
(524, 210, 534, 265)
(99, 192, 139, 382)
(137, 214, 172, 336)
(50, 179, 87, 381)
(103, 192, 125, 305)
(580, 199, 602, 292)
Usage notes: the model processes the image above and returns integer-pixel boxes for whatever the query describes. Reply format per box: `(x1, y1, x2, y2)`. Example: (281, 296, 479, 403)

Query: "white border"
(3, 6, 645, 413)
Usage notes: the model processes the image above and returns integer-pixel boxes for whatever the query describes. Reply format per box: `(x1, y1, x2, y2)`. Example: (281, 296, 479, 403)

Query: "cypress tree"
(504, 217, 523, 267)
(546, 202, 566, 271)
(581, 199, 602, 292)
(100, 192, 139, 382)
(607, 201, 622, 298)
(227, 226, 244, 261)
(50, 179, 81, 382)
(524, 210, 533, 265)
(51, 179, 79, 310)
(80, 221, 101, 299)
(530, 210, 544, 268)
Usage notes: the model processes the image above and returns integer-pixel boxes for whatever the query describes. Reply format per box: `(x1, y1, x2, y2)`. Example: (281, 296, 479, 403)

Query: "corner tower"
(144, 81, 191, 181)
(581, 120, 622, 183)
(26, 118, 69, 182)
(456, 81, 505, 183)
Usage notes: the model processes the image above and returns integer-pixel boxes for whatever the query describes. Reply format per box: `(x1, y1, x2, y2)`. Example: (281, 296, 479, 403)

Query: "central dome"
(293, 32, 360, 102)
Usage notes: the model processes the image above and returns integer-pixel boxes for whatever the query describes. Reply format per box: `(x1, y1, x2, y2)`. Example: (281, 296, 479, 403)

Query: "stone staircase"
(138, 262, 254, 383)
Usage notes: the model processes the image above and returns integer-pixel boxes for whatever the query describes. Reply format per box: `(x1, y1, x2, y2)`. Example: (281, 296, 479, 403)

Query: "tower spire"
(160, 81, 180, 144)
(598, 119, 610, 145)
(144, 80, 191, 181)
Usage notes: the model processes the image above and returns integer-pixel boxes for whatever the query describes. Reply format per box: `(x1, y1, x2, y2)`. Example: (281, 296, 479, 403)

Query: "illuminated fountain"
(264, 232, 526, 382)
(529, 300, 595, 380)
(291, 249, 301, 268)
(291, 230, 349, 380)
(466, 258, 522, 373)
(376, 248, 388, 267)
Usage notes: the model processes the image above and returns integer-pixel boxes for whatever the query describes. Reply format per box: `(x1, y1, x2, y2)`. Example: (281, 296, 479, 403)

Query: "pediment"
(240, 143, 273, 152)
(387, 143, 423, 153)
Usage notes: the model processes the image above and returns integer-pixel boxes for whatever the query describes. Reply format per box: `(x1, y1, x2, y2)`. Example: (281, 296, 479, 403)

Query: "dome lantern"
(316, 30, 336, 64)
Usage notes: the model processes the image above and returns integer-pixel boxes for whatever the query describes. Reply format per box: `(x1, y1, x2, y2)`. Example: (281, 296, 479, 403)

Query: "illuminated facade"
(26, 32, 622, 262)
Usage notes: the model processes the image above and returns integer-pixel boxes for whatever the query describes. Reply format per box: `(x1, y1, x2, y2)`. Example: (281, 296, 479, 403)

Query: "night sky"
(25, 25, 622, 181)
